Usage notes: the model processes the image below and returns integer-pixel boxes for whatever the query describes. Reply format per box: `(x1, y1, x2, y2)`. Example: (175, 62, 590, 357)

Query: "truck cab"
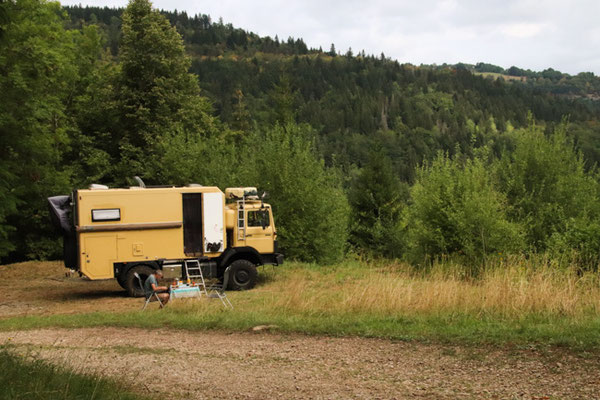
(225, 187, 279, 254)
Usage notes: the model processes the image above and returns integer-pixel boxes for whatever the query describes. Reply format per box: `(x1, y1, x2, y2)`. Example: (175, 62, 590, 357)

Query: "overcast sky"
(61, 0, 600, 75)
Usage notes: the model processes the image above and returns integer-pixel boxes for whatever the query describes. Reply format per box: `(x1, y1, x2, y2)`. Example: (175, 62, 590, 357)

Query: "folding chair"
(134, 272, 164, 310)
(205, 266, 233, 309)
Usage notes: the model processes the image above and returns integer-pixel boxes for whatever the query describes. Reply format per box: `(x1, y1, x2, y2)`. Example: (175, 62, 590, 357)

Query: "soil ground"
(0, 261, 141, 317)
(2, 327, 599, 399)
(1, 262, 599, 399)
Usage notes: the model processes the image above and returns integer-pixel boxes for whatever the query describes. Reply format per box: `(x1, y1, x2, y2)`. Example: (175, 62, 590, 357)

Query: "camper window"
(92, 208, 121, 222)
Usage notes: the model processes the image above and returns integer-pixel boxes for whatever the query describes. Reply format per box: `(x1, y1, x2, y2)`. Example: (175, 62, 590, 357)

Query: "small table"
(170, 284, 202, 299)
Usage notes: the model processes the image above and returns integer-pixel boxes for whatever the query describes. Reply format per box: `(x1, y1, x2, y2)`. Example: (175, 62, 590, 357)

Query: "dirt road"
(2, 327, 599, 399)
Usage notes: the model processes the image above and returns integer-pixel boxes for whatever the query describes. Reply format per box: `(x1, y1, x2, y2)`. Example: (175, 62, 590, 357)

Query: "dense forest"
(3, 0, 600, 269)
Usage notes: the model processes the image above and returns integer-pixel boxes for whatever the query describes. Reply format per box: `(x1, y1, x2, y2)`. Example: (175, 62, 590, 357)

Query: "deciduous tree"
(0, 0, 77, 259)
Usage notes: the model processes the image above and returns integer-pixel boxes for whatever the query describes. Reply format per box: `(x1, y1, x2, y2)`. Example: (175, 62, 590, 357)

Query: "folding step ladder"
(184, 259, 208, 296)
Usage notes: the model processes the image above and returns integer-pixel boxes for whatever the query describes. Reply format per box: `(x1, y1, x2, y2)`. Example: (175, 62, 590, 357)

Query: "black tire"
(116, 274, 128, 290)
(125, 265, 155, 297)
(227, 259, 258, 290)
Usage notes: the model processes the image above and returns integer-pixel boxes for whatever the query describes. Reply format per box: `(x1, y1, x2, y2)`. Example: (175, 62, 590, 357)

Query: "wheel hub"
(235, 270, 249, 284)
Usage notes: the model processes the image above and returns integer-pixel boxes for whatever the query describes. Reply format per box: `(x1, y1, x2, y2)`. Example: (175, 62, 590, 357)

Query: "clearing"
(1, 261, 599, 399)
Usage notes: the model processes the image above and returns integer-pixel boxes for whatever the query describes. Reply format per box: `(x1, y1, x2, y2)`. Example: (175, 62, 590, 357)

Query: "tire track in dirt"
(1, 327, 599, 399)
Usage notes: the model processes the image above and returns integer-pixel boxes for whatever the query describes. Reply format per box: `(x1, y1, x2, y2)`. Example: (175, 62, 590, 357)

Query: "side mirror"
(261, 218, 267, 230)
(261, 191, 268, 208)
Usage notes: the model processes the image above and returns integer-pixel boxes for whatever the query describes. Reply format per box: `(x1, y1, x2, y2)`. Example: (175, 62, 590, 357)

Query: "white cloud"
(500, 23, 548, 38)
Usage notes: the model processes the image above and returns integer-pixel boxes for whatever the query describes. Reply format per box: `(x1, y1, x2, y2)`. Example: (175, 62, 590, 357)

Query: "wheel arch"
(114, 260, 161, 281)
(218, 247, 262, 269)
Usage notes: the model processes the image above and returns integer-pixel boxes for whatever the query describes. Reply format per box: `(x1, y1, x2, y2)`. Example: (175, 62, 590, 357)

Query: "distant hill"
(64, 6, 600, 175)
(455, 62, 600, 99)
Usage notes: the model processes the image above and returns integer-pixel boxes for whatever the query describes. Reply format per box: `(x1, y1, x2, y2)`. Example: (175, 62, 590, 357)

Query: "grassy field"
(1, 257, 599, 351)
(0, 346, 146, 399)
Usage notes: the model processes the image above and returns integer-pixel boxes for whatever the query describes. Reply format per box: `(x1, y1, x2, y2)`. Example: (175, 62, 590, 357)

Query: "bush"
(154, 130, 242, 188)
(546, 211, 600, 269)
(406, 150, 523, 264)
(496, 120, 600, 267)
(244, 123, 350, 263)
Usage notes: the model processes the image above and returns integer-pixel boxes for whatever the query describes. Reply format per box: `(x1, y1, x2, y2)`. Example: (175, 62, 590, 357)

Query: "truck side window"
(247, 210, 270, 227)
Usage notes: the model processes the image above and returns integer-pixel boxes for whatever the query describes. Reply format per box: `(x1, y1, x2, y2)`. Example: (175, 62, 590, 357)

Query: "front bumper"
(260, 253, 284, 266)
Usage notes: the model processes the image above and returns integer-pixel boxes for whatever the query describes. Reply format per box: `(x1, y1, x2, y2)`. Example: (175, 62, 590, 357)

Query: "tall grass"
(0, 346, 146, 400)
(2, 258, 599, 349)
(270, 256, 600, 320)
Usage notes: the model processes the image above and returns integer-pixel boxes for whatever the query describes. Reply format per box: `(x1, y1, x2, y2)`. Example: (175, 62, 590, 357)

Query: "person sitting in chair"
(144, 269, 170, 307)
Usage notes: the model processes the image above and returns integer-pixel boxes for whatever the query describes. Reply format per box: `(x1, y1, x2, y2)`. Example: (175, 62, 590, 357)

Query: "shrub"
(496, 120, 600, 267)
(406, 150, 523, 264)
(243, 123, 350, 263)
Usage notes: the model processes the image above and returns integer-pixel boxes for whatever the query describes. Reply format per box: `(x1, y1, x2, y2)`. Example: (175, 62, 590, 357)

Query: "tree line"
(2, 0, 600, 270)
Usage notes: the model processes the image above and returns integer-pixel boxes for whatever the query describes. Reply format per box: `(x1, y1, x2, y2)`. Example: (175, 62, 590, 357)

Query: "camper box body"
(77, 186, 226, 280)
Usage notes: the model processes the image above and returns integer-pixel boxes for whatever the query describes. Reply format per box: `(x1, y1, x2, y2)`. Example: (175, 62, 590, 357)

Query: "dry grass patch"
(1, 258, 599, 349)
(268, 258, 600, 320)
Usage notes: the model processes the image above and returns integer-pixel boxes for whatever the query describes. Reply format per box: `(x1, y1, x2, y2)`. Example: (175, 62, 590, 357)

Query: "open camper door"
(203, 192, 224, 253)
(183, 193, 203, 257)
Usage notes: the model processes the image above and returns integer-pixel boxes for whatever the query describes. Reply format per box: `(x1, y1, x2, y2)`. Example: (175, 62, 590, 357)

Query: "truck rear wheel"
(116, 275, 127, 290)
(227, 259, 258, 290)
(125, 265, 155, 297)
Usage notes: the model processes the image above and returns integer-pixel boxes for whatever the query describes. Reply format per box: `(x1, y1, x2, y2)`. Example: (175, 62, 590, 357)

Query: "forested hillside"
(3, 0, 600, 269)
(64, 5, 600, 175)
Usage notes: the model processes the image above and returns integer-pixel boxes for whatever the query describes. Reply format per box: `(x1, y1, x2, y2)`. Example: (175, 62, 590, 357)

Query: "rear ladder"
(237, 198, 246, 241)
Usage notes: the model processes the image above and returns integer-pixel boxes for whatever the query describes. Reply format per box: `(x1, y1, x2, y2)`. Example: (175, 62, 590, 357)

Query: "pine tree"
(268, 75, 297, 125)
(231, 89, 251, 132)
(113, 0, 216, 183)
(349, 149, 406, 257)
(329, 43, 336, 57)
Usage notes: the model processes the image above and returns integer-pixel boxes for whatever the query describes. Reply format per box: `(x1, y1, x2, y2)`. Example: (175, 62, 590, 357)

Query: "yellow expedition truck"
(48, 183, 283, 296)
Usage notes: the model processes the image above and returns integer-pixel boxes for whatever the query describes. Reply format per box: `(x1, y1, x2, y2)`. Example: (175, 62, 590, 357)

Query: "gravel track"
(1, 327, 599, 399)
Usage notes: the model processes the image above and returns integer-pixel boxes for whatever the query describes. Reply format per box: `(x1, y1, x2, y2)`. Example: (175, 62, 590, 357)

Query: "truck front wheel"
(125, 265, 155, 297)
(227, 259, 258, 290)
